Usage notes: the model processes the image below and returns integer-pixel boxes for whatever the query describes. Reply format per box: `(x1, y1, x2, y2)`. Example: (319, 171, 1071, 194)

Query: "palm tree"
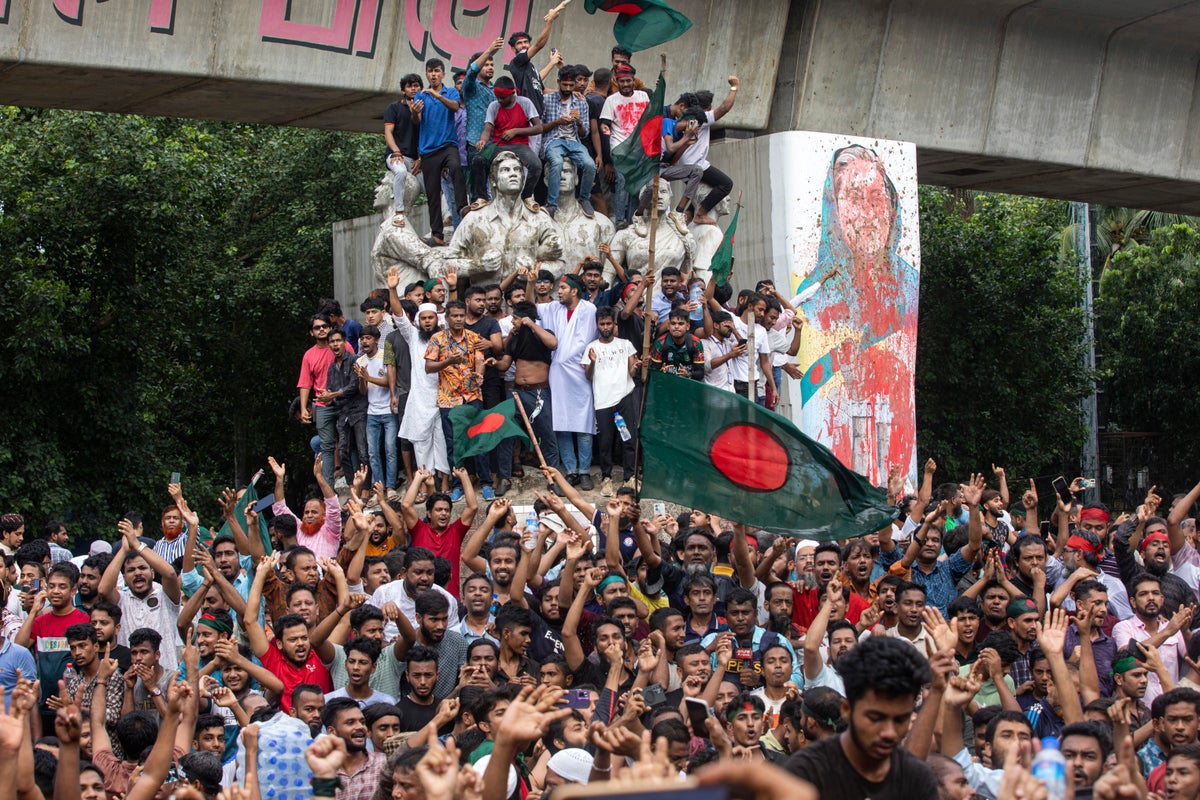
(1056, 206, 1199, 275)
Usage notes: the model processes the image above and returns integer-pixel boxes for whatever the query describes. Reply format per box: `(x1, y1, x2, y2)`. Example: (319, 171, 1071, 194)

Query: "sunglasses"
(311, 324, 330, 331)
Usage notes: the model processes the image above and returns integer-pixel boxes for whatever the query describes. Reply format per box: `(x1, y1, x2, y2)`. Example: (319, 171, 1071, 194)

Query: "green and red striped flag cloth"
(584, 0, 692, 51)
(709, 205, 739, 287)
(449, 399, 530, 465)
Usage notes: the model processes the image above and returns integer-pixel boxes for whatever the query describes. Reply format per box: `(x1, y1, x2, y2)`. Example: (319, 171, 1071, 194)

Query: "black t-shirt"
(784, 735, 939, 800)
(527, 607, 565, 664)
(397, 694, 445, 734)
(617, 311, 646, 356)
(506, 325, 553, 365)
(585, 92, 606, 158)
(383, 100, 420, 159)
(467, 316, 504, 388)
(506, 53, 545, 116)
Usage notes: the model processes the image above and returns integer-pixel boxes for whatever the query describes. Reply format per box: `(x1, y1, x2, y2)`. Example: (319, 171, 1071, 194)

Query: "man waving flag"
(611, 70, 665, 200)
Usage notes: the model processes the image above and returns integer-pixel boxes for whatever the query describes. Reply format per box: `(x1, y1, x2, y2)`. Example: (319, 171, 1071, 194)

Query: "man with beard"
(539, 275, 598, 489)
(1116, 499, 1200, 617)
(370, 546, 458, 640)
(943, 674, 1036, 799)
(786, 636, 938, 798)
(1114, 573, 1193, 706)
(503, 8, 560, 118)
(1006, 535, 1056, 615)
(388, 271, 451, 485)
(887, 486, 984, 616)
(290, 684, 326, 736)
(256, 543, 341, 626)
(267, 455, 342, 561)
(764, 581, 804, 650)
(972, 578, 1012, 640)
(321, 698, 387, 798)
(397, 644, 444, 732)
(154, 481, 191, 565)
(393, 589, 468, 699)
(1065, 578, 1117, 696)
(1060, 721, 1112, 798)
(701, 588, 801, 690)
(1052, 527, 1132, 619)
(600, 65, 649, 226)
(794, 542, 871, 628)
(803, 579, 859, 696)
(63, 624, 123, 739)
(461, 499, 521, 602)
(76, 552, 110, 613)
(97, 519, 182, 673)
(1141, 687, 1200, 791)
(246, 560, 332, 710)
(88, 601, 132, 672)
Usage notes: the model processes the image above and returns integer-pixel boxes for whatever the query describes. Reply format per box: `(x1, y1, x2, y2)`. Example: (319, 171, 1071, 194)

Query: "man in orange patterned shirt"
(425, 300, 486, 502)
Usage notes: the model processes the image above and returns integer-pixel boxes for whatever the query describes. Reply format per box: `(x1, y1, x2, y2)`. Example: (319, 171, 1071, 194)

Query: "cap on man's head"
(1006, 597, 1039, 619)
(546, 749, 593, 785)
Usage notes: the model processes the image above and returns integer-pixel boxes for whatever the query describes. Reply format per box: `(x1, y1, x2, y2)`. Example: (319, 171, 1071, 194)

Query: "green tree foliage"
(0, 108, 378, 535)
(915, 188, 1091, 482)
(1096, 224, 1200, 480)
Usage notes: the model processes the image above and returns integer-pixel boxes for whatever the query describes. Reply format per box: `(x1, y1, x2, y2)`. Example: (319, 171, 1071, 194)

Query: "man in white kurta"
(395, 303, 450, 481)
(538, 274, 598, 489)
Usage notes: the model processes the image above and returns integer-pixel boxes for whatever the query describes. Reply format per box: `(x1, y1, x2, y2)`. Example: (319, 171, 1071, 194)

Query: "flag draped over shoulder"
(611, 71, 665, 201)
(584, 0, 692, 52)
(709, 205, 739, 287)
(449, 400, 531, 466)
(638, 372, 897, 539)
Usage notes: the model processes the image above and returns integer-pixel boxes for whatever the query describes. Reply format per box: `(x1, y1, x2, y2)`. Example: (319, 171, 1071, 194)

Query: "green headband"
(596, 575, 625, 593)
(726, 698, 764, 722)
(1112, 655, 1144, 676)
(197, 613, 232, 635)
(561, 274, 585, 292)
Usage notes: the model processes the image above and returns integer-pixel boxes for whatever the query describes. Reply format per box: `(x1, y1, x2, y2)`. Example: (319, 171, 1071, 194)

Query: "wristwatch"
(150, 688, 162, 697)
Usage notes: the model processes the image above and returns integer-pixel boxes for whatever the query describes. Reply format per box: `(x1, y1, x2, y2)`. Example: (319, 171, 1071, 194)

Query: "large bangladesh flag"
(639, 372, 897, 539)
(611, 71, 665, 201)
(584, 0, 692, 52)
(449, 399, 531, 466)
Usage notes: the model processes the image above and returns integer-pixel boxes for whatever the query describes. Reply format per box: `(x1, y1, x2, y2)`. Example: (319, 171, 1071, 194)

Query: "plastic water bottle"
(526, 509, 538, 533)
(1031, 737, 1067, 800)
(688, 283, 704, 321)
(614, 412, 632, 442)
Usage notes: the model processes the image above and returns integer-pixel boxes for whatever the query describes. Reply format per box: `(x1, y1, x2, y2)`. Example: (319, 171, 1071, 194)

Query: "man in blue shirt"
(415, 58, 466, 246)
(464, 38, 501, 202)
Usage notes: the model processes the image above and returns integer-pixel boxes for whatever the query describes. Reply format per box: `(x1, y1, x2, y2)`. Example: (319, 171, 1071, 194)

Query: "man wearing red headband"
(477, 76, 544, 201)
(1053, 527, 1132, 620)
(1113, 499, 1200, 619)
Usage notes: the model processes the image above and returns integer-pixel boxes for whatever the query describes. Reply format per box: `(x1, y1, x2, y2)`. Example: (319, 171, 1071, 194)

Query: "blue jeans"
(366, 413, 399, 488)
(440, 401, 490, 490)
(557, 432, 593, 476)
(544, 139, 596, 208)
(314, 406, 339, 484)
(613, 169, 636, 226)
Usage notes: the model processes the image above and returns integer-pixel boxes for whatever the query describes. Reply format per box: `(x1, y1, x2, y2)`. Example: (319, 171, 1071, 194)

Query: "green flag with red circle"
(638, 372, 897, 539)
(584, 0, 692, 52)
(611, 71, 665, 201)
(449, 399, 530, 466)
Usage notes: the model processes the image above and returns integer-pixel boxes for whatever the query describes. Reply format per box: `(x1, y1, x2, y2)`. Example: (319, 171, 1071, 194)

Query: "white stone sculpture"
(554, 160, 616, 280)
(609, 179, 696, 285)
(369, 173, 447, 288)
(442, 151, 564, 282)
(688, 184, 734, 283)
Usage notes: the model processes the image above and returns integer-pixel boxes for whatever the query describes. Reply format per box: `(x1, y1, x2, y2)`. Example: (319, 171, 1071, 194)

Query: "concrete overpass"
(2, 0, 1199, 212)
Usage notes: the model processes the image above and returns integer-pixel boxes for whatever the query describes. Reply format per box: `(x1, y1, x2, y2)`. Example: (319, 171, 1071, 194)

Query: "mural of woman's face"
(833, 147, 894, 259)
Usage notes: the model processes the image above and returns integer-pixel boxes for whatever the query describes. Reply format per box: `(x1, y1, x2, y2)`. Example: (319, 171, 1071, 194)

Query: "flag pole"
(632, 53, 667, 497)
(511, 392, 548, 468)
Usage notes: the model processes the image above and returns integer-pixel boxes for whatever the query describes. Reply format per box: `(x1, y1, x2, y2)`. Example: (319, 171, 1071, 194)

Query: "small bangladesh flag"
(611, 71, 665, 201)
(449, 399, 531, 466)
(638, 372, 897, 539)
(709, 204, 739, 287)
(584, 0, 692, 52)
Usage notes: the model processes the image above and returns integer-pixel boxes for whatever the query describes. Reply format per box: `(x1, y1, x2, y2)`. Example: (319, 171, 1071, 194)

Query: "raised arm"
(730, 524, 756, 590)
(710, 75, 738, 121)
(308, 560, 350, 662)
(918, 458, 936, 507)
(525, 5, 560, 58)
(401, 467, 431, 529)
(175, 482, 201, 577)
(1075, 611, 1101, 705)
(960, 473, 986, 563)
(127, 679, 190, 800)
(243, 560, 273, 658)
(212, 638, 284, 695)
(563, 567, 601, 671)
(1037, 608, 1082, 724)
(461, 499, 506, 576)
(804, 579, 840, 682)
(1169, 479, 1200, 553)
(454, 465, 479, 526)
(98, 521, 135, 604)
(176, 569, 213, 639)
(541, 464, 596, 520)
(129, 525, 182, 604)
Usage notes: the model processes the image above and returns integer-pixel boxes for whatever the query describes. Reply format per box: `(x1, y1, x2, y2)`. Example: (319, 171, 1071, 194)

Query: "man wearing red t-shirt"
(476, 75, 543, 200)
(15, 562, 90, 728)
(299, 312, 353, 485)
(401, 466, 478, 597)
(245, 561, 331, 710)
(792, 542, 869, 629)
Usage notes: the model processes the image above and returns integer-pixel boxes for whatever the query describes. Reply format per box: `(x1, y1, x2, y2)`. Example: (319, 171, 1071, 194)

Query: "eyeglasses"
(536, 278, 552, 283)
(311, 324, 330, 331)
